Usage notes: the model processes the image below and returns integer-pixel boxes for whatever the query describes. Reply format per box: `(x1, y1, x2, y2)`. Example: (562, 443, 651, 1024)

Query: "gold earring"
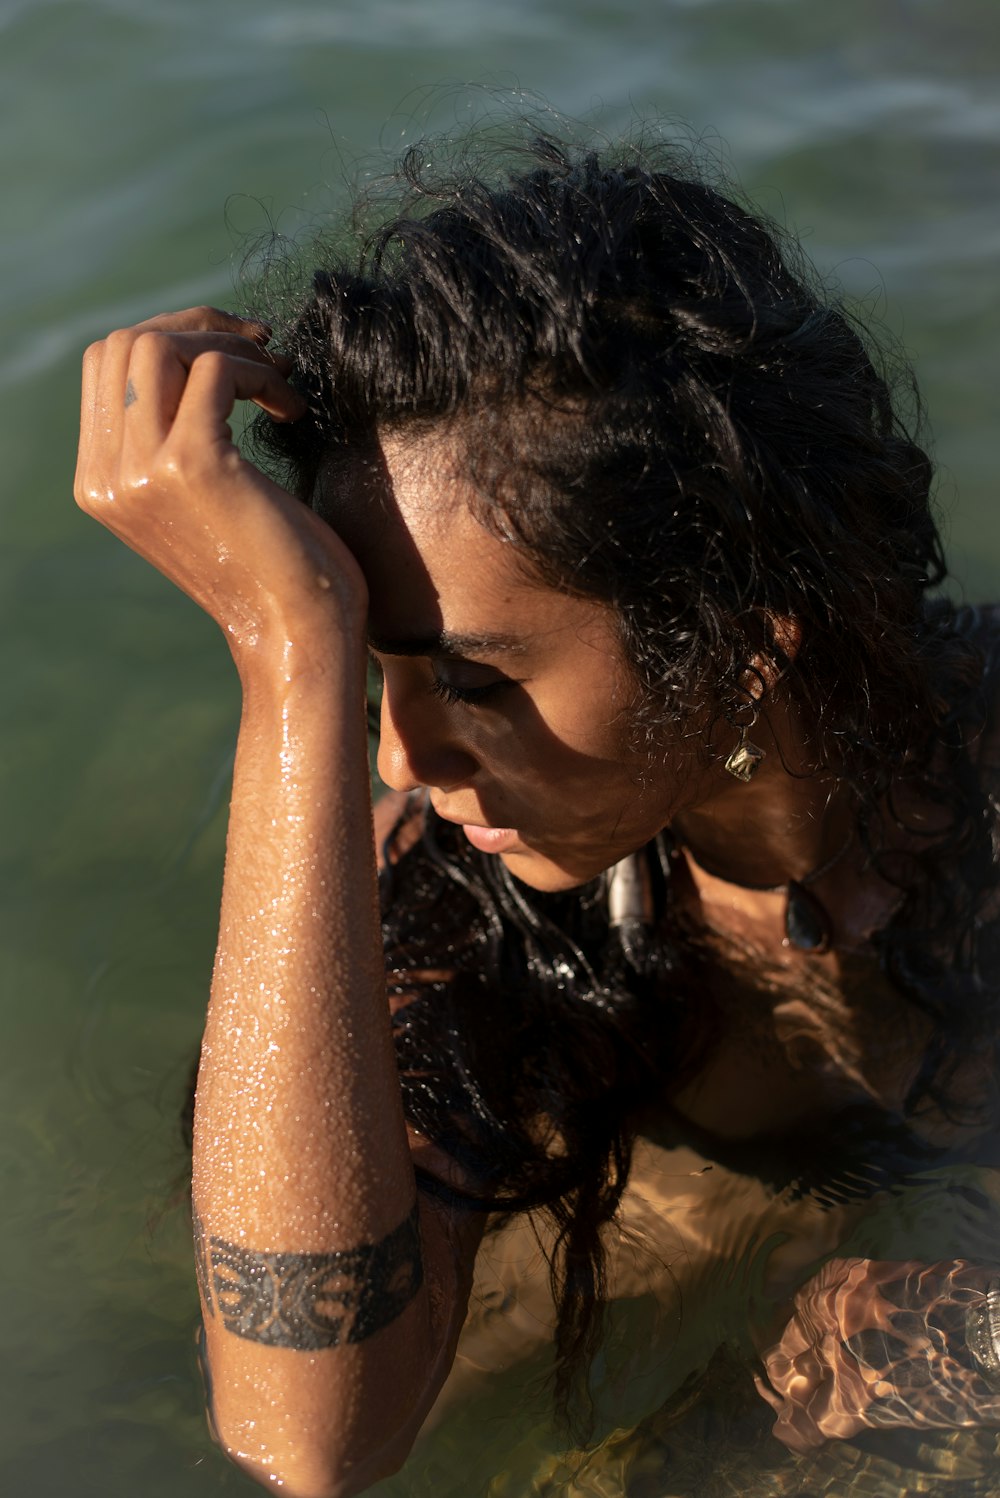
(723, 672, 766, 781)
(724, 722, 766, 781)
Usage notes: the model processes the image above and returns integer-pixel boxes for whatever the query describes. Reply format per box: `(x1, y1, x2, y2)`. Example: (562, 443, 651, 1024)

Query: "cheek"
(542, 677, 625, 741)
(471, 692, 639, 803)
(530, 680, 639, 776)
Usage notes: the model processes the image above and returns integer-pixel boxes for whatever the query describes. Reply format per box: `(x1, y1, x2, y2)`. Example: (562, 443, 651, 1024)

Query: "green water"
(4, 1, 1000, 1492)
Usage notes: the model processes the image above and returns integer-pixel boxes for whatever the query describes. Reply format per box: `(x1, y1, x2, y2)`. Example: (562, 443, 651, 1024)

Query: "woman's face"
(318, 432, 711, 891)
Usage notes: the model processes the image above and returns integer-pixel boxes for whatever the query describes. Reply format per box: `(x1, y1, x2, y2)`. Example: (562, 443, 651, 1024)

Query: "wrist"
(230, 598, 368, 697)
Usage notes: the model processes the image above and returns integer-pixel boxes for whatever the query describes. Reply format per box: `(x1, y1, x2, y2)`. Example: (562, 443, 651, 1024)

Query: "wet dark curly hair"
(248, 129, 1000, 1427)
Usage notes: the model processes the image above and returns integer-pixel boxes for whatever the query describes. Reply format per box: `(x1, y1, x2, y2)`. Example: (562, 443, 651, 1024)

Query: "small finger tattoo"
(124, 379, 138, 409)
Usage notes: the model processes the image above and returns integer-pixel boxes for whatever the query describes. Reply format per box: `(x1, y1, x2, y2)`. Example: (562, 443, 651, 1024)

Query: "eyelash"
(367, 651, 517, 709)
(429, 676, 511, 707)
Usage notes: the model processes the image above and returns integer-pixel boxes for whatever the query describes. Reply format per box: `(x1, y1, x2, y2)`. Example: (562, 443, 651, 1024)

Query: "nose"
(375, 675, 479, 794)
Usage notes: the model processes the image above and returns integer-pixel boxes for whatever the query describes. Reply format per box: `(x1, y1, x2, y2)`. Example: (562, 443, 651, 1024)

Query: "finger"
(128, 330, 287, 364)
(122, 331, 295, 451)
(762, 1319, 811, 1362)
(129, 306, 272, 341)
(771, 1412, 822, 1455)
(752, 1373, 783, 1414)
(76, 311, 279, 513)
(171, 350, 308, 457)
(78, 325, 141, 507)
(75, 335, 106, 500)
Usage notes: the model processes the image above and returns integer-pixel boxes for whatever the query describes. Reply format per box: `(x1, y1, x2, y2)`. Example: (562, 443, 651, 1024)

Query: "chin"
(499, 845, 616, 893)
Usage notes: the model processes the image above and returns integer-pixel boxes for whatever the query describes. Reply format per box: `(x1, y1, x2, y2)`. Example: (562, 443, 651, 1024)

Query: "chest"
(660, 843, 933, 1137)
(669, 977, 922, 1142)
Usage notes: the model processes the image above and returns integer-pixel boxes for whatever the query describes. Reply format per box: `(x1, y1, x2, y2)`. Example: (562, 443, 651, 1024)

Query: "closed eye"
(429, 675, 515, 707)
(368, 647, 522, 709)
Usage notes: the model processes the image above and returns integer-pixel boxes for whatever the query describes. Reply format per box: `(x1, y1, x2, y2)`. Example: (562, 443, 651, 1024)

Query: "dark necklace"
(675, 828, 855, 955)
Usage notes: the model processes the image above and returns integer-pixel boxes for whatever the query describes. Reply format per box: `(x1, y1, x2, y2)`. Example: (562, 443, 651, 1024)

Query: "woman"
(75, 133, 1000, 1495)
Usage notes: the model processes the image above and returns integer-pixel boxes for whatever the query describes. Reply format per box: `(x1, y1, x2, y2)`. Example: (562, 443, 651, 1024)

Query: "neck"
(670, 695, 852, 886)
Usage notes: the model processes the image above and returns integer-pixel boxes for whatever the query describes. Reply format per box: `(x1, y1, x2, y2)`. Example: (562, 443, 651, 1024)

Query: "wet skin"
(74, 310, 1000, 1473)
(321, 434, 1000, 1452)
(319, 434, 744, 894)
(319, 432, 882, 914)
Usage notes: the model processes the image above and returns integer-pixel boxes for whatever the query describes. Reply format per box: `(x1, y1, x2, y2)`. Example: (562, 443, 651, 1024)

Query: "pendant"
(785, 880, 831, 953)
(724, 738, 766, 782)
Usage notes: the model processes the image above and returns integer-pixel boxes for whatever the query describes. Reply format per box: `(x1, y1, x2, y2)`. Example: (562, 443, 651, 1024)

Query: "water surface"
(4, 1, 1000, 1492)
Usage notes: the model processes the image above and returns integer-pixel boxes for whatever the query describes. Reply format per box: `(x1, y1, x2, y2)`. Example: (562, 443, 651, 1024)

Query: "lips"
(431, 802, 521, 855)
(460, 823, 520, 854)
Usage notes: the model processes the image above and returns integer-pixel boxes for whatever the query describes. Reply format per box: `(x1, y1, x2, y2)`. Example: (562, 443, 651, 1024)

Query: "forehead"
(314, 431, 609, 647)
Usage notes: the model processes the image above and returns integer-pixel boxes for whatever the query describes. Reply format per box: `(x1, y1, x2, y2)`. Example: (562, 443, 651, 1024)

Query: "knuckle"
(104, 326, 137, 356)
(193, 348, 229, 377)
(74, 477, 106, 512)
(193, 304, 238, 329)
(159, 446, 196, 484)
(131, 328, 167, 361)
(119, 470, 153, 498)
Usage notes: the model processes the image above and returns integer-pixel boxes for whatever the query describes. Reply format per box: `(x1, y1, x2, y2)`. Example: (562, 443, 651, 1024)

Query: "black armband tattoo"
(204, 1202, 424, 1351)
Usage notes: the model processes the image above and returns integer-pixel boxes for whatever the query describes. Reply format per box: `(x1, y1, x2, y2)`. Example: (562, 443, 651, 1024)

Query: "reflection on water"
(373, 1133, 1000, 1496)
(565, 1367, 1000, 1497)
(8, 0, 1000, 1490)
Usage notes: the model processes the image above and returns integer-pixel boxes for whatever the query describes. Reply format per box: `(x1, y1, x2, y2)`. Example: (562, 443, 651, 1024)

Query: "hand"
(74, 307, 366, 670)
(756, 1257, 1000, 1452)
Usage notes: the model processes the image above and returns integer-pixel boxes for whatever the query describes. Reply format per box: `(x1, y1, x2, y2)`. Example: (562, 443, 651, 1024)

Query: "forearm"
(73, 307, 475, 1494)
(192, 632, 438, 1495)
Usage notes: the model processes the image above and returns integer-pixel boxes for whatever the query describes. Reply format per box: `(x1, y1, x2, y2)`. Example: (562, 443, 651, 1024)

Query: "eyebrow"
(367, 629, 529, 660)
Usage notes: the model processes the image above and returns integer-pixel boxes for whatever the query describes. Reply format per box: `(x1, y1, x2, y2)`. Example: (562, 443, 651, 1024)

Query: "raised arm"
(74, 309, 483, 1497)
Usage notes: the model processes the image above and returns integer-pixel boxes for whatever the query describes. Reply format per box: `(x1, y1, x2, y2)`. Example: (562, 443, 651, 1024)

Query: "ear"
(755, 611, 802, 692)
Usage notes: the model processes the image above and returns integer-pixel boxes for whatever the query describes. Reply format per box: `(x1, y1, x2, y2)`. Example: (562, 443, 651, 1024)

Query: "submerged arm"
(757, 1256, 1000, 1451)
